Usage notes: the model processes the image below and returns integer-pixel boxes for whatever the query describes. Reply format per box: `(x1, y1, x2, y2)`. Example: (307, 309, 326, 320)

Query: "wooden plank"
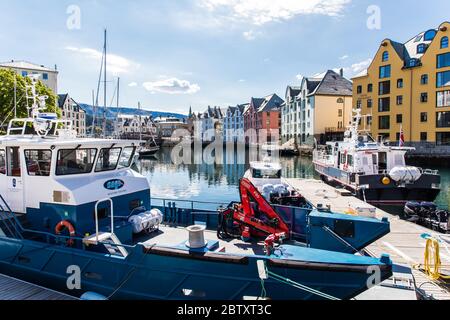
(0, 273, 77, 300)
(284, 178, 450, 300)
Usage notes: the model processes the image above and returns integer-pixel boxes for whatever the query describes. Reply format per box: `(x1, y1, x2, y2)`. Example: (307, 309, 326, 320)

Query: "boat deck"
(284, 178, 450, 300)
(140, 225, 269, 256)
(0, 273, 77, 300)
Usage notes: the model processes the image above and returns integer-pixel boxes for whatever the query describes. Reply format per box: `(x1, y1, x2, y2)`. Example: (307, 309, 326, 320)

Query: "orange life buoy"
(55, 220, 76, 247)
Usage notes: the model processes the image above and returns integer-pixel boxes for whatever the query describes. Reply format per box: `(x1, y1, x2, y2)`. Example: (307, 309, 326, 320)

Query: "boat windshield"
(118, 146, 136, 169)
(95, 148, 121, 172)
(56, 148, 97, 176)
(252, 169, 282, 179)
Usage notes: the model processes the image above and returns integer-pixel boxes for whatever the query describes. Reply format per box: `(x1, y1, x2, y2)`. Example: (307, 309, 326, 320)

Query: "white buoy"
(186, 225, 208, 249)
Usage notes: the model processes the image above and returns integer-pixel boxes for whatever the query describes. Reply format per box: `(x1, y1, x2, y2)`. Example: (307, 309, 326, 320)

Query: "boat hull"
(0, 237, 392, 300)
(314, 162, 440, 206)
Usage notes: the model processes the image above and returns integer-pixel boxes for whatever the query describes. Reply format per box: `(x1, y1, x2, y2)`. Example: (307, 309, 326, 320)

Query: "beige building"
(283, 70, 353, 145)
(0, 60, 58, 93)
(58, 94, 86, 137)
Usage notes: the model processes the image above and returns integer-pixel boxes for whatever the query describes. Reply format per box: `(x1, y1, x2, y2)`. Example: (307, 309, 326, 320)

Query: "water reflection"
(136, 147, 449, 211)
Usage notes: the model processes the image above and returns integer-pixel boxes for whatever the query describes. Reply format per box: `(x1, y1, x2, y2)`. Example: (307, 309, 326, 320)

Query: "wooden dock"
(284, 178, 450, 300)
(0, 273, 77, 300)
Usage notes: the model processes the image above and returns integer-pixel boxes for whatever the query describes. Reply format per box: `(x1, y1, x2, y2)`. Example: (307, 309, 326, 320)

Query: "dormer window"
(441, 36, 449, 49)
(417, 44, 427, 54)
(382, 51, 389, 62)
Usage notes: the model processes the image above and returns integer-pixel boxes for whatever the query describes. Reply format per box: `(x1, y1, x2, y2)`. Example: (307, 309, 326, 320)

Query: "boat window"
(340, 154, 346, 164)
(24, 150, 52, 177)
(347, 155, 354, 167)
(252, 169, 282, 179)
(95, 148, 122, 172)
(56, 149, 97, 176)
(378, 152, 387, 171)
(394, 154, 405, 167)
(0, 150, 5, 175)
(118, 147, 136, 169)
(7, 147, 21, 177)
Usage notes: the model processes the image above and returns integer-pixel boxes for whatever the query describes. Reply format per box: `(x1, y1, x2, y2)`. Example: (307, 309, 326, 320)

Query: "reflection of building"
(244, 94, 284, 143)
(58, 94, 86, 137)
(353, 22, 450, 149)
(0, 60, 58, 93)
(284, 70, 352, 145)
(223, 104, 247, 143)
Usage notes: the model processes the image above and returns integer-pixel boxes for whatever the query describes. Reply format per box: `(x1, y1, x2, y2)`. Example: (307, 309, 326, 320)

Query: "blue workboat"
(0, 79, 393, 300)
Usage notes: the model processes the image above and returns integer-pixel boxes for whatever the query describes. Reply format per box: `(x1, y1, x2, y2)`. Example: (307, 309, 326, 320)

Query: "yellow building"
(353, 22, 450, 147)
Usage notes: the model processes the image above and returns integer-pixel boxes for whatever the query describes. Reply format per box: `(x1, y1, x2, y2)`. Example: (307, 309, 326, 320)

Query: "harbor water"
(137, 147, 450, 214)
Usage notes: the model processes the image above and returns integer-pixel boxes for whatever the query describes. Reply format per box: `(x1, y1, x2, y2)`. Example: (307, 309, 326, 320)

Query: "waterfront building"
(116, 115, 157, 136)
(198, 106, 224, 142)
(0, 60, 58, 93)
(283, 70, 353, 145)
(57, 94, 86, 137)
(223, 104, 247, 143)
(244, 94, 284, 143)
(153, 116, 189, 138)
(353, 21, 450, 152)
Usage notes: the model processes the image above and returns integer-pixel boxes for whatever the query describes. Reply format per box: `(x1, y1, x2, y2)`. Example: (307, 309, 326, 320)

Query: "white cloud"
(128, 82, 138, 87)
(243, 30, 261, 40)
(198, 0, 352, 25)
(296, 74, 304, 81)
(347, 58, 372, 74)
(65, 46, 140, 75)
(142, 78, 200, 95)
(238, 79, 246, 82)
(339, 54, 349, 60)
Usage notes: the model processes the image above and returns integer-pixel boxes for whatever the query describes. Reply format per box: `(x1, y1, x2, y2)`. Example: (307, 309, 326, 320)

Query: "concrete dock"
(284, 178, 450, 300)
(0, 273, 77, 300)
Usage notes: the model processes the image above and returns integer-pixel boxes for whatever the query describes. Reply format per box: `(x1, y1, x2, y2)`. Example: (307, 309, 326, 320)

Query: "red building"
(243, 94, 284, 143)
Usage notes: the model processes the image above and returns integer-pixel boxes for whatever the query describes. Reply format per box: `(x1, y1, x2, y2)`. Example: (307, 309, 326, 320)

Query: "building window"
(379, 81, 391, 95)
(378, 97, 390, 112)
(356, 100, 362, 109)
(408, 59, 420, 68)
(42, 73, 48, 80)
(396, 95, 403, 105)
(21, 71, 28, 77)
(424, 29, 437, 41)
(338, 109, 343, 117)
(437, 90, 450, 107)
(367, 99, 373, 108)
(367, 115, 373, 126)
(437, 71, 450, 87)
(417, 44, 427, 54)
(379, 116, 390, 130)
(436, 112, 450, 128)
(442, 36, 449, 49)
(379, 65, 391, 79)
(421, 74, 429, 85)
(437, 132, 450, 146)
(421, 93, 428, 103)
(421, 112, 428, 122)
(437, 52, 450, 69)
(396, 114, 403, 123)
(382, 51, 389, 62)
(368, 84, 373, 93)
(357, 85, 362, 94)
(397, 79, 404, 88)
(420, 132, 428, 142)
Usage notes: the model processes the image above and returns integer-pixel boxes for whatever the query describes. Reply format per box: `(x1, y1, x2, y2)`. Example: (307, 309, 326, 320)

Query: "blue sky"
(0, 0, 449, 115)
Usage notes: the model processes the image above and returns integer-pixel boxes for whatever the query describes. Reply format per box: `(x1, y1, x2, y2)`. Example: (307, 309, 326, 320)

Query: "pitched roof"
(0, 60, 57, 73)
(286, 86, 301, 98)
(257, 94, 285, 112)
(57, 94, 68, 108)
(312, 70, 353, 96)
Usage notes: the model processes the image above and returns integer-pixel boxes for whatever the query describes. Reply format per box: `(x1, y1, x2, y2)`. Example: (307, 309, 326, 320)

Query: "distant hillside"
(79, 104, 187, 120)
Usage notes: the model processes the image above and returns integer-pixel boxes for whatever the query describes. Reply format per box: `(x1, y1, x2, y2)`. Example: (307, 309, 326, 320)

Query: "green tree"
(0, 69, 60, 123)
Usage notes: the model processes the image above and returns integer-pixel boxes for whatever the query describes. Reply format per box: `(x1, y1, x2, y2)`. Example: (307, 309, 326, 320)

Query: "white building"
(0, 60, 58, 93)
(223, 104, 247, 143)
(116, 115, 157, 135)
(199, 106, 224, 142)
(58, 94, 86, 137)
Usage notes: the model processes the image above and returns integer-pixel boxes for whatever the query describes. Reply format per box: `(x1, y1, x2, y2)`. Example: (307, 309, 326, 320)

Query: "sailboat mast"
(102, 28, 107, 137)
(138, 102, 142, 142)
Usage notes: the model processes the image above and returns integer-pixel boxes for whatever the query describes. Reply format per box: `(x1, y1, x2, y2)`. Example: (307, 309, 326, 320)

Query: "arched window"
(337, 98, 344, 104)
(382, 51, 389, 62)
(424, 29, 437, 41)
(441, 36, 449, 49)
(417, 44, 427, 54)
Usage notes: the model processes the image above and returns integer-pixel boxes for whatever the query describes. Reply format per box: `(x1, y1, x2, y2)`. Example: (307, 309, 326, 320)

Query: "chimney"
(339, 68, 344, 77)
